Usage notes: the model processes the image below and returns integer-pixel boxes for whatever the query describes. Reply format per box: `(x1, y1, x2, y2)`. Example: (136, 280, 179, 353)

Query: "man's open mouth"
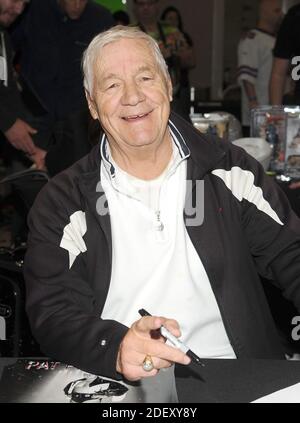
(122, 111, 151, 121)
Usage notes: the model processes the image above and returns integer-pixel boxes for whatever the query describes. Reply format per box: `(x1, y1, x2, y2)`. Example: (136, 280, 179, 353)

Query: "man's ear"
(85, 90, 98, 120)
(167, 76, 173, 102)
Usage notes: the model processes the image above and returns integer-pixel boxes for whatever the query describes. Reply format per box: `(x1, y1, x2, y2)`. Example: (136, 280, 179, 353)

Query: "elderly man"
(0, 0, 39, 158)
(25, 27, 300, 386)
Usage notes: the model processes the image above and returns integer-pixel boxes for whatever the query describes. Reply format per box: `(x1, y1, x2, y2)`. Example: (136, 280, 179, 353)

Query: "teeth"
(125, 113, 147, 120)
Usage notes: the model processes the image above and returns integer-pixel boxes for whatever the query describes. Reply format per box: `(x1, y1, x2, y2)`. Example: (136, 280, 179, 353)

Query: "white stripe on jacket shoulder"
(60, 211, 87, 268)
(212, 167, 284, 226)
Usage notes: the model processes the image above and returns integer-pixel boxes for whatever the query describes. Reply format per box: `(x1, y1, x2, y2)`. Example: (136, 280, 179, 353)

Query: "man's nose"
(121, 81, 145, 105)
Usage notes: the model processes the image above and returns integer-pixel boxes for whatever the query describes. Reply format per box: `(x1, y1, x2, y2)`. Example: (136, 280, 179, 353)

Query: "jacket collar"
(170, 112, 228, 180)
(80, 111, 227, 186)
(78, 111, 228, 234)
(100, 118, 191, 181)
(77, 112, 227, 261)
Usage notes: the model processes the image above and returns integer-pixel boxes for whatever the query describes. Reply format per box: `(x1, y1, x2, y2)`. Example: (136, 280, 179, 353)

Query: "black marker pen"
(138, 308, 205, 367)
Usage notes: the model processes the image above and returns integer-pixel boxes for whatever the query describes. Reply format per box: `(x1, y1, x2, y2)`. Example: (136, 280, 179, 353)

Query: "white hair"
(82, 25, 170, 95)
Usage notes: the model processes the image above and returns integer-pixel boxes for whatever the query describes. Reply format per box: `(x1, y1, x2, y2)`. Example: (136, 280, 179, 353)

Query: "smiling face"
(87, 37, 172, 155)
(0, 0, 26, 27)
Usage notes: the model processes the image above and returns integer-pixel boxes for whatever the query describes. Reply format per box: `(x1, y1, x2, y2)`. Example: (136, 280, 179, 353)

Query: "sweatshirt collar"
(100, 119, 191, 181)
(81, 112, 227, 186)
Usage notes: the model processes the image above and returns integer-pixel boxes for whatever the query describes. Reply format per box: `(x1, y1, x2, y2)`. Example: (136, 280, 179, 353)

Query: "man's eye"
(141, 76, 153, 81)
(107, 83, 119, 90)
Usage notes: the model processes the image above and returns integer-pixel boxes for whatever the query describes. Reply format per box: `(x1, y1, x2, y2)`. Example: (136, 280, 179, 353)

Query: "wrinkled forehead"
(87, 36, 171, 96)
(95, 38, 160, 75)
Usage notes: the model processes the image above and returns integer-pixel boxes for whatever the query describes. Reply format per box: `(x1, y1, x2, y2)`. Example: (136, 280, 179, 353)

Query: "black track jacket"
(24, 113, 300, 378)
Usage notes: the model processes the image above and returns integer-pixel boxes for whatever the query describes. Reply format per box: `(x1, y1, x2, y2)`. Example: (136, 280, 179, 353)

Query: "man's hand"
(290, 182, 300, 190)
(269, 58, 290, 105)
(28, 146, 47, 171)
(4, 118, 37, 155)
(116, 316, 191, 382)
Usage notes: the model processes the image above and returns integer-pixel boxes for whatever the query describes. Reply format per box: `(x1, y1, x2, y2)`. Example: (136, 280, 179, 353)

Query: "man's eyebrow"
(100, 66, 154, 83)
(136, 66, 154, 73)
(100, 73, 120, 84)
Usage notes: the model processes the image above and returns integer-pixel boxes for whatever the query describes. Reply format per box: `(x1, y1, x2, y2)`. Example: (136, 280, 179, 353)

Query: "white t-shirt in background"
(237, 29, 275, 126)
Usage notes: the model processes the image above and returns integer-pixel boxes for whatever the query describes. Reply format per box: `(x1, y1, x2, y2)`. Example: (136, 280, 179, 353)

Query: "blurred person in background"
(11, 0, 114, 169)
(133, 0, 195, 121)
(113, 9, 130, 26)
(0, 0, 45, 168)
(270, 3, 300, 105)
(269, 4, 300, 194)
(161, 6, 195, 121)
(237, 0, 283, 136)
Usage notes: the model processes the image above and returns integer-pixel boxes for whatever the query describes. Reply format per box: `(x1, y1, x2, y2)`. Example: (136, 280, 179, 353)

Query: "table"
(175, 358, 300, 403)
(1, 358, 300, 403)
